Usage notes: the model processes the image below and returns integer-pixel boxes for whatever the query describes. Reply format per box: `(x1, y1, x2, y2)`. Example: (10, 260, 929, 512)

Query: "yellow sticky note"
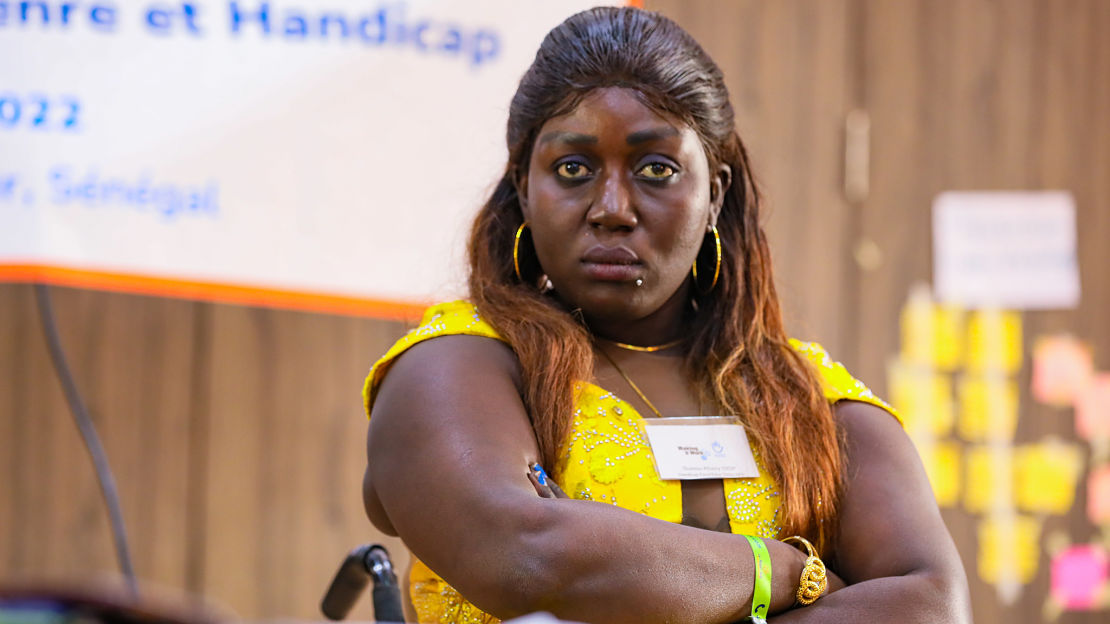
(958, 373, 1020, 441)
(966, 309, 1023, 373)
(1031, 335, 1094, 407)
(900, 287, 964, 370)
(888, 361, 955, 437)
(917, 441, 961, 507)
(932, 305, 965, 370)
(964, 445, 1012, 514)
(978, 515, 1042, 587)
(1014, 440, 1083, 514)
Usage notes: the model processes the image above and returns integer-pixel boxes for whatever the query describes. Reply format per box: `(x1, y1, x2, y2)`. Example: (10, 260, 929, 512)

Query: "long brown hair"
(467, 7, 842, 553)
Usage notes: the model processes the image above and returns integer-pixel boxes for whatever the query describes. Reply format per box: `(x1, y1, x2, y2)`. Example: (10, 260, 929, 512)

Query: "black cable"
(34, 283, 138, 597)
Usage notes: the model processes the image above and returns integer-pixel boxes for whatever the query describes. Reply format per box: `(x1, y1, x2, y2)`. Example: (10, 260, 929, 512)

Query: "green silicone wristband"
(744, 535, 772, 621)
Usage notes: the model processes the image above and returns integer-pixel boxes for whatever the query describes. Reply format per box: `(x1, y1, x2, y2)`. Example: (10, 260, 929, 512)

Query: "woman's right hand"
(527, 463, 569, 499)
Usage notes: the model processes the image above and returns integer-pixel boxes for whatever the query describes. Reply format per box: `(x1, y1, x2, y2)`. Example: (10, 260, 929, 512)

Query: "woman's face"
(521, 87, 727, 326)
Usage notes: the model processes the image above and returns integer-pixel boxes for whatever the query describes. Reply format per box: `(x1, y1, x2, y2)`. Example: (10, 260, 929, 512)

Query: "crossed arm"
(362, 335, 971, 623)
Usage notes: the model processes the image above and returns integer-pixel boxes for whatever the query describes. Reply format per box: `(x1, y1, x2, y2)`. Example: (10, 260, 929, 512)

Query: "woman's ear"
(708, 163, 732, 227)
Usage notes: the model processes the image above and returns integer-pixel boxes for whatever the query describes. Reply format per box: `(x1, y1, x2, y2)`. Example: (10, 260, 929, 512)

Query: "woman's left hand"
(769, 401, 971, 622)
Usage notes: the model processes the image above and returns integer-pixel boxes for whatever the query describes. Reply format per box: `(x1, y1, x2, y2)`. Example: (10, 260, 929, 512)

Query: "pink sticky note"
(1051, 545, 1109, 609)
(1032, 336, 1094, 407)
(1076, 373, 1110, 441)
(1089, 466, 1110, 525)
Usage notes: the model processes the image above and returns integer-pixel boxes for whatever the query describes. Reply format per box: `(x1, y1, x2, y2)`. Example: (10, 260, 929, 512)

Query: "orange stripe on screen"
(0, 263, 427, 321)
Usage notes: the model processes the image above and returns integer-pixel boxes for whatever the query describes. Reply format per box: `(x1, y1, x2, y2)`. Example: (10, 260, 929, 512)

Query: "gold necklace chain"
(596, 346, 706, 418)
(595, 346, 665, 418)
(597, 336, 685, 353)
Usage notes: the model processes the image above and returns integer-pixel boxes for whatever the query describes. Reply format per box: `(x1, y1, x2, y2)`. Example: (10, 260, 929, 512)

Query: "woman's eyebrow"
(537, 131, 598, 146)
(627, 126, 679, 145)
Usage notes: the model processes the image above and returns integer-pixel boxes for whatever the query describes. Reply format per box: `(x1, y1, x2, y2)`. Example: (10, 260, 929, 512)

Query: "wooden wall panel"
(91, 289, 197, 591)
(856, 2, 1110, 622)
(198, 304, 410, 618)
(0, 284, 410, 620)
(1, 286, 198, 587)
(856, 0, 1110, 386)
(199, 305, 268, 614)
(0, 288, 14, 569)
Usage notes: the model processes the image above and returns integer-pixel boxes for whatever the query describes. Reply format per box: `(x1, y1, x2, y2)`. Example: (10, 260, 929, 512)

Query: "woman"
(361, 7, 970, 623)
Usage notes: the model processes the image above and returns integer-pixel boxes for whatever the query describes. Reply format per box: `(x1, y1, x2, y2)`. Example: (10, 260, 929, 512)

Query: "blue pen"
(532, 463, 549, 486)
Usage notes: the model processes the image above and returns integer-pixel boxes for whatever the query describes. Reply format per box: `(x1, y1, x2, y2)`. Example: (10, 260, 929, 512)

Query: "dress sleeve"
(362, 300, 505, 418)
(788, 338, 902, 424)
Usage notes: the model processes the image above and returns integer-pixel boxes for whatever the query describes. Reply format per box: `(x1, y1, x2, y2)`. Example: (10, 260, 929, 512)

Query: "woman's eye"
(637, 162, 676, 179)
(556, 162, 591, 179)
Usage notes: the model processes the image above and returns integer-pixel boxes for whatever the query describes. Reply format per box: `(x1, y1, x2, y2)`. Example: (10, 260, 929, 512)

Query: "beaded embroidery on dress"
(363, 300, 899, 624)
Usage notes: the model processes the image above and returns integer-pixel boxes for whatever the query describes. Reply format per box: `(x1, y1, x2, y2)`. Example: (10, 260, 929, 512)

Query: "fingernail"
(532, 463, 548, 486)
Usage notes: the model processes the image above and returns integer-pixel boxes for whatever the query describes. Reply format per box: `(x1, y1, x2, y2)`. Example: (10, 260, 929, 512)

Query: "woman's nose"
(586, 172, 637, 230)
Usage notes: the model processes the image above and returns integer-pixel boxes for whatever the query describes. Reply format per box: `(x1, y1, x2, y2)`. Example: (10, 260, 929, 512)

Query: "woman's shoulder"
(788, 338, 901, 423)
(363, 300, 508, 417)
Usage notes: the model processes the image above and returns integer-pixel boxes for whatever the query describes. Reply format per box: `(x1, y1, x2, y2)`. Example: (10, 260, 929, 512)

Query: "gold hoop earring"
(691, 225, 721, 293)
(513, 222, 529, 281)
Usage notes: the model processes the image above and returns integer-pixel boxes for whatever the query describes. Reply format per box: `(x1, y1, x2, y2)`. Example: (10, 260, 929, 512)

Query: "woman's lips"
(581, 245, 642, 282)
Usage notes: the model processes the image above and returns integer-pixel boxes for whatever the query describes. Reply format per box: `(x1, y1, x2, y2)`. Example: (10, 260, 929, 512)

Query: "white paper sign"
(933, 191, 1080, 309)
(0, 0, 613, 316)
(640, 417, 759, 480)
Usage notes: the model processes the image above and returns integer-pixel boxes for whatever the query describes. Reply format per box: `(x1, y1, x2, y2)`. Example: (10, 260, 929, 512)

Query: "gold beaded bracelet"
(782, 536, 828, 605)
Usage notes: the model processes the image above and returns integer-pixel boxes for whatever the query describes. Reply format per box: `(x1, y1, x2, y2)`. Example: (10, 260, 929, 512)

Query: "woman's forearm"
(457, 496, 809, 623)
(768, 571, 971, 624)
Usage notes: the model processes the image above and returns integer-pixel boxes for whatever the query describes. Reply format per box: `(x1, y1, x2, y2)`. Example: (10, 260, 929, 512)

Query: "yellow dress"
(363, 300, 898, 624)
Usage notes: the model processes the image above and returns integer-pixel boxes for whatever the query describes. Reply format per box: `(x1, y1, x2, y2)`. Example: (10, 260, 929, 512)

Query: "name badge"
(639, 416, 759, 480)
